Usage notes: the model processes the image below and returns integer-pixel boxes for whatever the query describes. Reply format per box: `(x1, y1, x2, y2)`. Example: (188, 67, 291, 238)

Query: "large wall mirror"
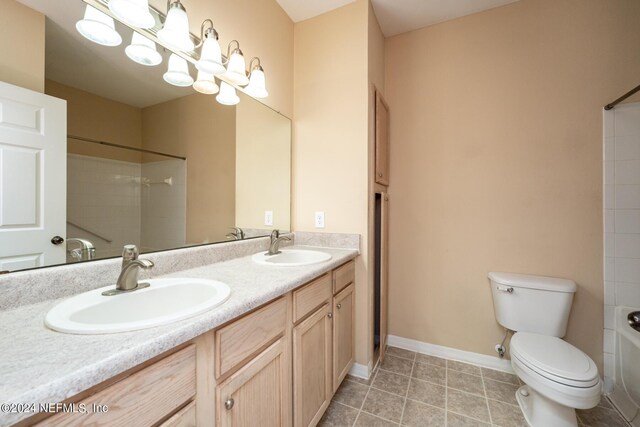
(1, 0, 291, 273)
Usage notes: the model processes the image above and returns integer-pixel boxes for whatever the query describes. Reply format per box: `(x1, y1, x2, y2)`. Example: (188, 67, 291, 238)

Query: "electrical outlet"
(314, 211, 325, 228)
(264, 210, 273, 226)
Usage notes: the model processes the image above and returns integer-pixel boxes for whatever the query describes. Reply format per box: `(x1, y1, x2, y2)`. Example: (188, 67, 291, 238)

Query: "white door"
(0, 81, 66, 272)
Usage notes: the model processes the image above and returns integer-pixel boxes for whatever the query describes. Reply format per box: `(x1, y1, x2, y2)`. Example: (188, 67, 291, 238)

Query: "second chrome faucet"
(267, 230, 291, 255)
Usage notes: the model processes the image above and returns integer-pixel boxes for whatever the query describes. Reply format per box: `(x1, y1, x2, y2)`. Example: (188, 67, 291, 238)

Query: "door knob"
(51, 236, 64, 245)
(224, 398, 234, 410)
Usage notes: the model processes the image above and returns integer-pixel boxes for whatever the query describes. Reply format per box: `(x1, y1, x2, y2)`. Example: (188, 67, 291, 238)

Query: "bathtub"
(610, 306, 640, 426)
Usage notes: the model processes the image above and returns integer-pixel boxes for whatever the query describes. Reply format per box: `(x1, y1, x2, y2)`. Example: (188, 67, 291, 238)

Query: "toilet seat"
(511, 332, 599, 387)
(510, 332, 601, 411)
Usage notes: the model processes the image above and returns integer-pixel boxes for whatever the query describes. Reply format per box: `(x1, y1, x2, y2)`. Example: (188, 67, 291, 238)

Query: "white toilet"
(488, 272, 602, 427)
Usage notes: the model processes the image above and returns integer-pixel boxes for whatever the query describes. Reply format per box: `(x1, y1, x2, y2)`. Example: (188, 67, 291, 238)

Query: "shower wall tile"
(604, 103, 640, 392)
(67, 154, 142, 261)
(615, 135, 640, 160)
(615, 282, 640, 307)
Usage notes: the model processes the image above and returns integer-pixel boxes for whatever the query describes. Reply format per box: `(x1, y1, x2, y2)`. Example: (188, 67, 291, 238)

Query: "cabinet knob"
(328, 313, 333, 319)
(337, 303, 342, 309)
(378, 173, 383, 177)
(225, 398, 234, 410)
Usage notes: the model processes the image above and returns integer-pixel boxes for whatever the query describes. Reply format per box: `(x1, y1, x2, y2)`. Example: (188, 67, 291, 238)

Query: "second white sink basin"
(252, 248, 332, 266)
(45, 278, 231, 334)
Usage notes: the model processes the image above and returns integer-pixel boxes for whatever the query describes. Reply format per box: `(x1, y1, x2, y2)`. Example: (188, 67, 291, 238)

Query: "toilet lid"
(511, 332, 599, 387)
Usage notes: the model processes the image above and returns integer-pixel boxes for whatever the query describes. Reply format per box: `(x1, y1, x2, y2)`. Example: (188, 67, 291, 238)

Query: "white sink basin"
(45, 278, 230, 334)
(252, 248, 332, 266)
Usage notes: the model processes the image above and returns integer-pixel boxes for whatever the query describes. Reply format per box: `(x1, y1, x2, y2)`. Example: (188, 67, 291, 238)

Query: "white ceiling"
(275, 0, 356, 23)
(18, 0, 192, 108)
(276, 0, 519, 37)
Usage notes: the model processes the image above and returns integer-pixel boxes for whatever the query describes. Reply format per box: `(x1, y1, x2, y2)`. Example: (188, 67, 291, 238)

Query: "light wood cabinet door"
(375, 92, 390, 186)
(293, 304, 332, 427)
(216, 338, 291, 427)
(332, 283, 355, 392)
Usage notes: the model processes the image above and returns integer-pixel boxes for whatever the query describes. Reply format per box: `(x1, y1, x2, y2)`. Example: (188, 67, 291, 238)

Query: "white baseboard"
(348, 362, 371, 379)
(387, 335, 514, 374)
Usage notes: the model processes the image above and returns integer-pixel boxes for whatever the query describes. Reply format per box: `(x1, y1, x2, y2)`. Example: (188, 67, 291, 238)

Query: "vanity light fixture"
(108, 0, 155, 29)
(158, 0, 195, 52)
(216, 81, 240, 105)
(163, 54, 194, 87)
(125, 32, 162, 66)
(222, 40, 249, 86)
(244, 57, 269, 99)
(193, 70, 219, 94)
(76, 5, 122, 47)
(196, 20, 225, 75)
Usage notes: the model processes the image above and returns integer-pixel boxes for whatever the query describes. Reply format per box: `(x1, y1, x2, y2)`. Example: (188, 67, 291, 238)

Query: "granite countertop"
(0, 246, 358, 426)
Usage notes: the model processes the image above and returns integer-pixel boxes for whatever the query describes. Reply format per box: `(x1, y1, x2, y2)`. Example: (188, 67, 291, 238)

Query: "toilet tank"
(488, 272, 577, 337)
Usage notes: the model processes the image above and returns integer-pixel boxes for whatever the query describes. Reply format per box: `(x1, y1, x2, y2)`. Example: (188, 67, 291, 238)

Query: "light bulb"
(76, 5, 122, 47)
(125, 32, 162, 66)
(223, 50, 249, 86)
(245, 67, 268, 98)
(216, 82, 240, 105)
(158, 1, 194, 51)
(197, 30, 225, 75)
(193, 71, 219, 95)
(163, 54, 194, 87)
(109, 0, 155, 29)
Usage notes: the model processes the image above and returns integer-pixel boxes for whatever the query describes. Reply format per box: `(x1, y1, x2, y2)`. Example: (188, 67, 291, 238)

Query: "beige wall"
(45, 80, 143, 163)
(385, 0, 640, 371)
(236, 94, 291, 231)
(142, 94, 236, 244)
(293, 0, 371, 366)
(148, 0, 293, 119)
(0, 0, 44, 92)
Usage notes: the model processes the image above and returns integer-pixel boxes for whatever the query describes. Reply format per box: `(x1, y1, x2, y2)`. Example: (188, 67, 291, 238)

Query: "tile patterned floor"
(319, 346, 630, 427)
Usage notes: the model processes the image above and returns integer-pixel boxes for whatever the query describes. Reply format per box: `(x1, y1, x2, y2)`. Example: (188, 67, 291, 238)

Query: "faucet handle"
(122, 245, 139, 265)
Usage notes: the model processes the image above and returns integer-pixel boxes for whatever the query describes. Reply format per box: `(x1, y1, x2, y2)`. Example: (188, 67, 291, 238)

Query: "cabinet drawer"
(332, 260, 355, 294)
(293, 273, 331, 323)
(216, 297, 287, 378)
(160, 401, 196, 427)
(39, 345, 196, 427)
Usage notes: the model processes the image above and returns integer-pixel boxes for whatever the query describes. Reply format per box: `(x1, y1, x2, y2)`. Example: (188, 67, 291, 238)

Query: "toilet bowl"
(487, 272, 602, 427)
(510, 332, 601, 427)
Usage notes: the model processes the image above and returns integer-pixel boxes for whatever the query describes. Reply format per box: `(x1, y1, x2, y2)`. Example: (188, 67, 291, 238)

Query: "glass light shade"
(125, 32, 162, 66)
(76, 5, 122, 47)
(193, 71, 219, 95)
(223, 51, 249, 86)
(216, 82, 239, 105)
(163, 54, 193, 87)
(244, 68, 268, 98)
(108, 0, 155, 29)
(197, 35, 225, 75)
(158, 2, 194, 52)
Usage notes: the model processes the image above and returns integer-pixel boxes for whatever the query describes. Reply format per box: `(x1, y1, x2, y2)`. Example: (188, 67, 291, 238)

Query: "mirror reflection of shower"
(66, 139, 186, 263)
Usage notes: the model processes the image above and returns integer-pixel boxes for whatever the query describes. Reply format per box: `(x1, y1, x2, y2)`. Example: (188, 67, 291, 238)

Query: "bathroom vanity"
(0, 238, 358, 427)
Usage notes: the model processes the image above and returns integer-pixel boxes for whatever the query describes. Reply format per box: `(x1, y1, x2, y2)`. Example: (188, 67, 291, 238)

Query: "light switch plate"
(314, 211, 325, 228)
(264, 210, 273, 226)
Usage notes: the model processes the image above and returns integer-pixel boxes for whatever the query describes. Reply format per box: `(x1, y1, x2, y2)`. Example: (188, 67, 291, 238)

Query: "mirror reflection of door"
(0, 81, 67, 271)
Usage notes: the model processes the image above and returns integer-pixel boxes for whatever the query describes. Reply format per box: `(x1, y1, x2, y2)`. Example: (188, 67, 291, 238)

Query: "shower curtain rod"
(605, 83, 640, 110)
(67, 135, 186, 161)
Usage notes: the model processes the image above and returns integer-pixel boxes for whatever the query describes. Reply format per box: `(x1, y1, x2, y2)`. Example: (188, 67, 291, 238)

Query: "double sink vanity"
(0, 234, 358, 427)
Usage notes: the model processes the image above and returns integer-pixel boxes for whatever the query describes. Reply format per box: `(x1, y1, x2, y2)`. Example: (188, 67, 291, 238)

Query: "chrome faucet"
(226, 227, 245, 240)
(67, 238, 96, 261)
(102, 245, 154, 296)
(267, 230, 291, 256)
